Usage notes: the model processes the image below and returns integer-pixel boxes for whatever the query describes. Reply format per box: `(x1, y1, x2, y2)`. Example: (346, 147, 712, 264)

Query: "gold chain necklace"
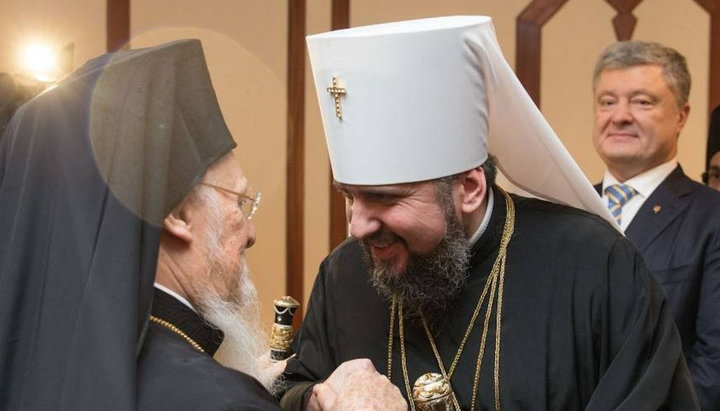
(149, 315, 205, 353)
(387, 188, 515, 411)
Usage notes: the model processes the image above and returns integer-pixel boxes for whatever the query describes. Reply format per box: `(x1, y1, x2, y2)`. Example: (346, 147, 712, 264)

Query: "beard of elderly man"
(153, 153, 283, 393)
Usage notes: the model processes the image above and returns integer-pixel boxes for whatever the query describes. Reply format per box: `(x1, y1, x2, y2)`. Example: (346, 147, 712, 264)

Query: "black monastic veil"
(0, 39, 236, 410)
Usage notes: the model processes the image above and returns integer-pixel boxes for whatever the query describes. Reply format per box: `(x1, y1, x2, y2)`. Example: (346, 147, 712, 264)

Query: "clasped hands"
(307, 358, 407, 411)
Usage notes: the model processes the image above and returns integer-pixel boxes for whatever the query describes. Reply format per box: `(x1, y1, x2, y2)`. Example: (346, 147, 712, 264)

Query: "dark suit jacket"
(137, 289, 281, 410)
(596, 165, 720, 410)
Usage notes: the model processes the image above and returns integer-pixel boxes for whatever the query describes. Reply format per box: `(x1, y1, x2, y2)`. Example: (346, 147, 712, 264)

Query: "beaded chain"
(149, 315, 205, 353)
(387, 188, 516, 411)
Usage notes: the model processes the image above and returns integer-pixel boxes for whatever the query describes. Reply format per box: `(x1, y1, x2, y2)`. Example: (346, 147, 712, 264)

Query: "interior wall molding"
(516, 0, 720, 116)
(329, 0, 351, 251)
(107, 0, 130, 52)
(516, 0, 569, 107)
(693, 0, 720, 116)
(287, 0, 307, 323)
(604, 0, 643, 40)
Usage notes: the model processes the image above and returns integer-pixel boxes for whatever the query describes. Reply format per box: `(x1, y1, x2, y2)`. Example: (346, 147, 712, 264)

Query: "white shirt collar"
(601, 159, 678, 197)
(468, 187, 494, 246)
(601, 159, 677, 231)
(153, 283, 197, 312)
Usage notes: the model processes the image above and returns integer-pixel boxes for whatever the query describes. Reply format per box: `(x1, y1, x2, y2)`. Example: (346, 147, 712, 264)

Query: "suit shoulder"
(679, 178, 720, 228)
(688, 179, 720, 204)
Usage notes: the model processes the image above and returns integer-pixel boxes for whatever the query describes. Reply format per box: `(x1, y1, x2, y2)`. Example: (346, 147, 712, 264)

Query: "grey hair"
(593, 40, 690, 107)
(435, 154, 498, 206)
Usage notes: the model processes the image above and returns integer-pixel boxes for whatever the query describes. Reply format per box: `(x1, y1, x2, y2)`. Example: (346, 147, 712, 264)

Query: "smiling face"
(338, 178, 472, 317)
(593, 65, 689, 181)
(339, 180, 449, 276)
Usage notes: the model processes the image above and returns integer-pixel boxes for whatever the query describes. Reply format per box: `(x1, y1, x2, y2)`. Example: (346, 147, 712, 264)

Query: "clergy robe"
(0, 40, 242, 410)
(138, 289, 280, 410)
(282, 188, 698, 410)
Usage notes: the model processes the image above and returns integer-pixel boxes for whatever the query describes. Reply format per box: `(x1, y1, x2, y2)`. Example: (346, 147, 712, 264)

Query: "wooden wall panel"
(516, 0, 569, 106)
(288, 0, 307, 323)
(518, 0, 719, 118)
(604, 0, 643, 40)
(106, 0, 129, 51)
(694, 0, 720, 116)
(329, 0, 350, 250)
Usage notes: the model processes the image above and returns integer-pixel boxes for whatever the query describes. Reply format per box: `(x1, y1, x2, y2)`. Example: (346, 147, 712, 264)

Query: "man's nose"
(611, 101, 633, 124)
(348, 201, 381, 240)
(245, 220, 257, 248)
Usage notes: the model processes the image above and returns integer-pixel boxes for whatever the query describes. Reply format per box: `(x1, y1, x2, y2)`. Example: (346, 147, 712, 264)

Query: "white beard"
(196, 262, 281, 394)
(193, 189, 282, 394)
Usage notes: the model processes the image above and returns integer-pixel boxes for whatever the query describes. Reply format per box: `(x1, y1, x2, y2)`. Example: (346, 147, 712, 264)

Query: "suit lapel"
(624, 166, 692, 252)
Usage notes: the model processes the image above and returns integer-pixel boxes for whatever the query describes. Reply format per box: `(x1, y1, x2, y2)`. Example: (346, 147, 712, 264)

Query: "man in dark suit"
(592, 40, 720, 410)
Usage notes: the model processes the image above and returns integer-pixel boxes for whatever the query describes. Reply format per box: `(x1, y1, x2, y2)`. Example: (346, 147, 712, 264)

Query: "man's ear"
(163, 208, 193, 244)
(458, 167, 487, 214)
(677, 103, 690, 133)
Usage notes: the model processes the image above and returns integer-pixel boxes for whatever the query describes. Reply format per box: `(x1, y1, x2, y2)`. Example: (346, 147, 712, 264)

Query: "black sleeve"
(685, 220, 720, 410)
(279, 258, 336, 410)
(586, 238, 699, 410)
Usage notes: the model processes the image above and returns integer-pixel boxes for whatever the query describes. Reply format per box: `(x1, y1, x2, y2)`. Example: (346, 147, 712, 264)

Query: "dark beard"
(362, 210, 470, 325)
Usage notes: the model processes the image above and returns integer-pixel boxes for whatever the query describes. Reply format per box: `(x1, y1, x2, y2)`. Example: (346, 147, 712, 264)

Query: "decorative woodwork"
(106, 0, 129, 52)
(516, 0, 570, 107)
(287, 0, 307, 323)
(693, 0, 720, 116)
(329, 0, 351, 250)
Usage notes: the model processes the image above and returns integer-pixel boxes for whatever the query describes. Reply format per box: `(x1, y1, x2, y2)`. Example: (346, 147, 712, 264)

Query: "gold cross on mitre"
(326, 76, 346, 119)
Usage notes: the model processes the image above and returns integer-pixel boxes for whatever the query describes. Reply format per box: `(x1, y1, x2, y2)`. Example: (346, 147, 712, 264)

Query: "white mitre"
(306, 16, 614, 227)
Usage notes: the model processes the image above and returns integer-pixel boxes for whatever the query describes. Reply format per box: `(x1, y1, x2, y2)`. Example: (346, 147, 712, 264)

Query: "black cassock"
(283, 188, 698, 410)
(138, 289, 279, 410)
(0, 40, 260, 409)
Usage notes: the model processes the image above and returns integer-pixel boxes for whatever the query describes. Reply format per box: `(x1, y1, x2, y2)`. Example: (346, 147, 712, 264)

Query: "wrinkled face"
(195, 154, 257, 303)
(338, 180, 449, 276)
(592, 65, 689, 181)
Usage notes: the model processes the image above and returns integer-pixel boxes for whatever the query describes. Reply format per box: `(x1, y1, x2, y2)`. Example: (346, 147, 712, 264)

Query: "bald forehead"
(204, 152, 248, 191)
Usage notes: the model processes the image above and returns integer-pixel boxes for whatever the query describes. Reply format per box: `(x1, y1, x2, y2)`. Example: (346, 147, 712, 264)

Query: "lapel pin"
(652, 205, 662, 214)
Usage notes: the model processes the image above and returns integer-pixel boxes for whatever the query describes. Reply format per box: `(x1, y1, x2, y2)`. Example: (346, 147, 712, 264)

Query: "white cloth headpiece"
(307, 16, 615, 227)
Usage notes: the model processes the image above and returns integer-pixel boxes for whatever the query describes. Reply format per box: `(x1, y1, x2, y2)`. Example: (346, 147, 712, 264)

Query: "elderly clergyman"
(0, 39, 403, 410)
(280, 16, 699, 410)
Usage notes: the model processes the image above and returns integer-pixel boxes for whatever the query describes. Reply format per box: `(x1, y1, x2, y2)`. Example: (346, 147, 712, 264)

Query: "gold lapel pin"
(652, 205, 662, 214)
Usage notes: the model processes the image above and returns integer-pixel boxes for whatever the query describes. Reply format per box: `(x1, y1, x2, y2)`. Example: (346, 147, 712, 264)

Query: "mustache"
(361, 228, 402, 248)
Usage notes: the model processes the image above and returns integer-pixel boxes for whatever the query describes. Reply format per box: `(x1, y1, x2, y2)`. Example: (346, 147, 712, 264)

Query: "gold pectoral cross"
(326, 76, 346, 119)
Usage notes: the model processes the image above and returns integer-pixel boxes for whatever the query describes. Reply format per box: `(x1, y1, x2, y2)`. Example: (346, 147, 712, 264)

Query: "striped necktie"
(605, 184, 638, 225)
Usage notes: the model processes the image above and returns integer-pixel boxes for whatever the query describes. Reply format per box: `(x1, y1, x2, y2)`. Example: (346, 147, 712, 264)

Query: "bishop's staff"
(270, 296, 300, 361)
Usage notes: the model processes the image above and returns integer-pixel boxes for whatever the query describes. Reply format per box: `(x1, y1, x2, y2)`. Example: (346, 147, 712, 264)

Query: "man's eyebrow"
(629, 90, 658, 100)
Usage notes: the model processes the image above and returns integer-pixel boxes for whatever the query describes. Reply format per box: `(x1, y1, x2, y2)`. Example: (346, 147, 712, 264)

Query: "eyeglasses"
(198, 182, 262, 220)
(702, 168, 720, 185)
